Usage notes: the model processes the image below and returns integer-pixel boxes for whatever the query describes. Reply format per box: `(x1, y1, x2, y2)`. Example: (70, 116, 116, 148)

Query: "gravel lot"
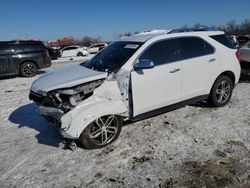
(0, 58, 249, 188)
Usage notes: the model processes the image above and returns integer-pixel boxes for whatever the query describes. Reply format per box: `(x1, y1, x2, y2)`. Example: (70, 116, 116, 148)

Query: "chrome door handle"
(169, 68, 180, 73)
(208, 58, 216, 63)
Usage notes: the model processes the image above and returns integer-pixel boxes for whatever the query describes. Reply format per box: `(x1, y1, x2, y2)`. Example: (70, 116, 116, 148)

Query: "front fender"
(60, 100, 127, 139)
(60, 80, 128, 139)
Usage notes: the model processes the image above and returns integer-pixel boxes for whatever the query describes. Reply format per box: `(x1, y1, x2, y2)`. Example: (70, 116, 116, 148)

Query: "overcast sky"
(0, 0, 250, 41)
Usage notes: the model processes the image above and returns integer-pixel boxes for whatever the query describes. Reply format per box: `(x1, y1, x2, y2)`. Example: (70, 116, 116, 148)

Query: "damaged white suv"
(30, 31, 241, 149)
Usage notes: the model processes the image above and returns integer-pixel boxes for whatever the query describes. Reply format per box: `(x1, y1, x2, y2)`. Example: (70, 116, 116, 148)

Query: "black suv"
(0, 40, 51, 77)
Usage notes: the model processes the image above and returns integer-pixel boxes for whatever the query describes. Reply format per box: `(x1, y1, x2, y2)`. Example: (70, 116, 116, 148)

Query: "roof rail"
(168, 27, 218, 34)
(135, 29, 170, 36)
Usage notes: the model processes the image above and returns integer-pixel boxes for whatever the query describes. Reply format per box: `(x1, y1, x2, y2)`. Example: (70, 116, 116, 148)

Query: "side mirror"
(134, 59, 155, 71)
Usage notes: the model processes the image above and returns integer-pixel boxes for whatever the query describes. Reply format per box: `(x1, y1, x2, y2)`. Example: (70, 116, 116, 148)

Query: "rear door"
(0, 43, 13, 75)
(179, 37, 220, 100)
(131, 38, 182, 117)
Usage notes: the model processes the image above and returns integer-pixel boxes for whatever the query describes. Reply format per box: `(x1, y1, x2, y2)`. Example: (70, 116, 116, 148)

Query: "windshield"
(82, 41, 142, 72)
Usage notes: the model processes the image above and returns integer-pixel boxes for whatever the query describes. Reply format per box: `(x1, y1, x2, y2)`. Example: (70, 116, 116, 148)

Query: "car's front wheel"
(20, 62, 37, 77)
(208, 75, 233, 107)
(77, 52, 84, 56)
(79, 115, 123, 149)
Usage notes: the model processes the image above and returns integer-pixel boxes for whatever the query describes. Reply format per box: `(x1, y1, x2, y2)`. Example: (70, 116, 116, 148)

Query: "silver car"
(240, 41, 250, 75)
(240, 41, 250, 62)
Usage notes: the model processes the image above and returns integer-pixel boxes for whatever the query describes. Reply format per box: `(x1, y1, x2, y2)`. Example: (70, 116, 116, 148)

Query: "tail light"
(236, 50, 240, 62)
(45, 49, 49, 58)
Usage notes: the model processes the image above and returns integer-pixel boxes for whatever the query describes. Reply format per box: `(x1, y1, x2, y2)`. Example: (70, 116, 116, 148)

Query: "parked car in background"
(0, 40, 51, 77)
(61, 45, 88, 57)
(87, 43, 107, 54)
(228, 35, 239, 48)
(30, 31, 240, 149)
(47, 47, 61, 60)
(237, 36, 250, 47)
(240, 41, 250, 75)
(240, 41, 250, 62)
(80, 45, 88, 50)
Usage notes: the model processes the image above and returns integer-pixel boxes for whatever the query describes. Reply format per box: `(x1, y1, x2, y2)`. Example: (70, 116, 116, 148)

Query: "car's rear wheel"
(79, 115, 123, 149)
(20, 62, 37, 77)
(208, 75, 233, 107)
(77, 52, 84, 56)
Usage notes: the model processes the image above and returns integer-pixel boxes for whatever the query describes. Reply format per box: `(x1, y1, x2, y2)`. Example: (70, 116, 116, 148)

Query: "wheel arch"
(209, 71, 236, 96)
(219, 71, 236, 85)
(60, 100, 127, 139)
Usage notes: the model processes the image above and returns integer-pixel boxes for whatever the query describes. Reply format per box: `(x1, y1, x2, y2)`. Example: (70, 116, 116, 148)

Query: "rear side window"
(63, 47, 78, 51)
(8, 43, 45, 52)
(179, 37, 214, 59)
(139, 39, 181, 66)
(210, 34, 236, 49)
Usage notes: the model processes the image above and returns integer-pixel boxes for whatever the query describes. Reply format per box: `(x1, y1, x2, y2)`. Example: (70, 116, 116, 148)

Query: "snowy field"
(0, 58, 250, 188)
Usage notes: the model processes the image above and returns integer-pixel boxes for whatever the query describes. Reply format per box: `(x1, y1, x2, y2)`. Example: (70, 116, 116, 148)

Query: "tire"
(77, 52, 84, 56)
(79, 115, 123, 149)
(20, 62, 37, 77)
(208, 75, 233, 107)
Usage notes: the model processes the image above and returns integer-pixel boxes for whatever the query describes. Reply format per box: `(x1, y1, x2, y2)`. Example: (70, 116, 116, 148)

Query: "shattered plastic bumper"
(37, 105, 78, 139)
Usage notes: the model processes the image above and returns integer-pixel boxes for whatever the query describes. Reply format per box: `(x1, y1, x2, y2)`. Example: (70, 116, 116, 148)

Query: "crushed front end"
(29, 79, 105, 129)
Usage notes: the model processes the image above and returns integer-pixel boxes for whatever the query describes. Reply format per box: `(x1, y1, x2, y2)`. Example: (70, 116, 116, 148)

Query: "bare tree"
(79, 36, 99, 46)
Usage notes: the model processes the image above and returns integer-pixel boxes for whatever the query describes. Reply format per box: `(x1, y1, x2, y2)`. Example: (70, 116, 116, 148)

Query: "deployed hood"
(31, 64, 107, 94)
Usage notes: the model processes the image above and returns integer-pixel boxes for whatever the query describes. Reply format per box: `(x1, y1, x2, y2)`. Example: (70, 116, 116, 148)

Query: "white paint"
(60, 80, 128, 139)
(61, 45, 88, 57)
(131, 62, 182, 116)
(30, 30, 241, 141)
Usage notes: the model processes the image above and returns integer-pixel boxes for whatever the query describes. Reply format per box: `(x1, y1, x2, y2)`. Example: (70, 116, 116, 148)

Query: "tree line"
(75, 36, 102, 46)
(54, 19, 250, 47)
(118, 19, 250, 38)
(185, 19, 250, 36)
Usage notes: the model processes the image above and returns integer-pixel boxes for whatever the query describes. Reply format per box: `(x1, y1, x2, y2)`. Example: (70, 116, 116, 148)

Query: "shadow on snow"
(9, 103, 63, 148)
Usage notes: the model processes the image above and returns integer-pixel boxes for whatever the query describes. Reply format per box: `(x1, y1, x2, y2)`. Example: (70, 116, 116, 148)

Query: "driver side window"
(139, 39, 181, 66)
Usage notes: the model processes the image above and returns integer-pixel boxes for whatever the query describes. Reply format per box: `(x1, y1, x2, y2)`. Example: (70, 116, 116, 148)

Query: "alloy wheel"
(22, 63, 37, 76)
(89, 116, 119, 146)
(215, 80, 231, 104)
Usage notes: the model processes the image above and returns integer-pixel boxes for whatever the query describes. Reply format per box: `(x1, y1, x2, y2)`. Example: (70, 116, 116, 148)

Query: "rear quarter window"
(210, 34, 236, 49)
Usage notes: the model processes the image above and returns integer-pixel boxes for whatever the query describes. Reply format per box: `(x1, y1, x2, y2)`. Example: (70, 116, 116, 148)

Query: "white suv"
(30, 31, 241, 149)
(61, 45, 88, 57)
(87, 43, 107, 54)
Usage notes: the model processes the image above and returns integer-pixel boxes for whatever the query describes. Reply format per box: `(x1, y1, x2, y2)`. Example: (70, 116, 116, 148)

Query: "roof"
(118, 30, 225, 43)
(118, 33, 164, 42)
(0, 40, 43, 44)
(62, 45, 80, 48)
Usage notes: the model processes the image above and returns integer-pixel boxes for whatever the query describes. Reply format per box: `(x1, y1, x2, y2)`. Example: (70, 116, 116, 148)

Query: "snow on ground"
(0, 59, 249, 188)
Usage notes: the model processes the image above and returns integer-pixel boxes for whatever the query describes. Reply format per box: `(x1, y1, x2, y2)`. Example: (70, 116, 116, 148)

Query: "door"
(131, 39, 182, 117)
(0, 43, 11, 75)
(88, 45, 99, 53)
(179, 37, 220, 100)
(62, 47, 78, 57)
